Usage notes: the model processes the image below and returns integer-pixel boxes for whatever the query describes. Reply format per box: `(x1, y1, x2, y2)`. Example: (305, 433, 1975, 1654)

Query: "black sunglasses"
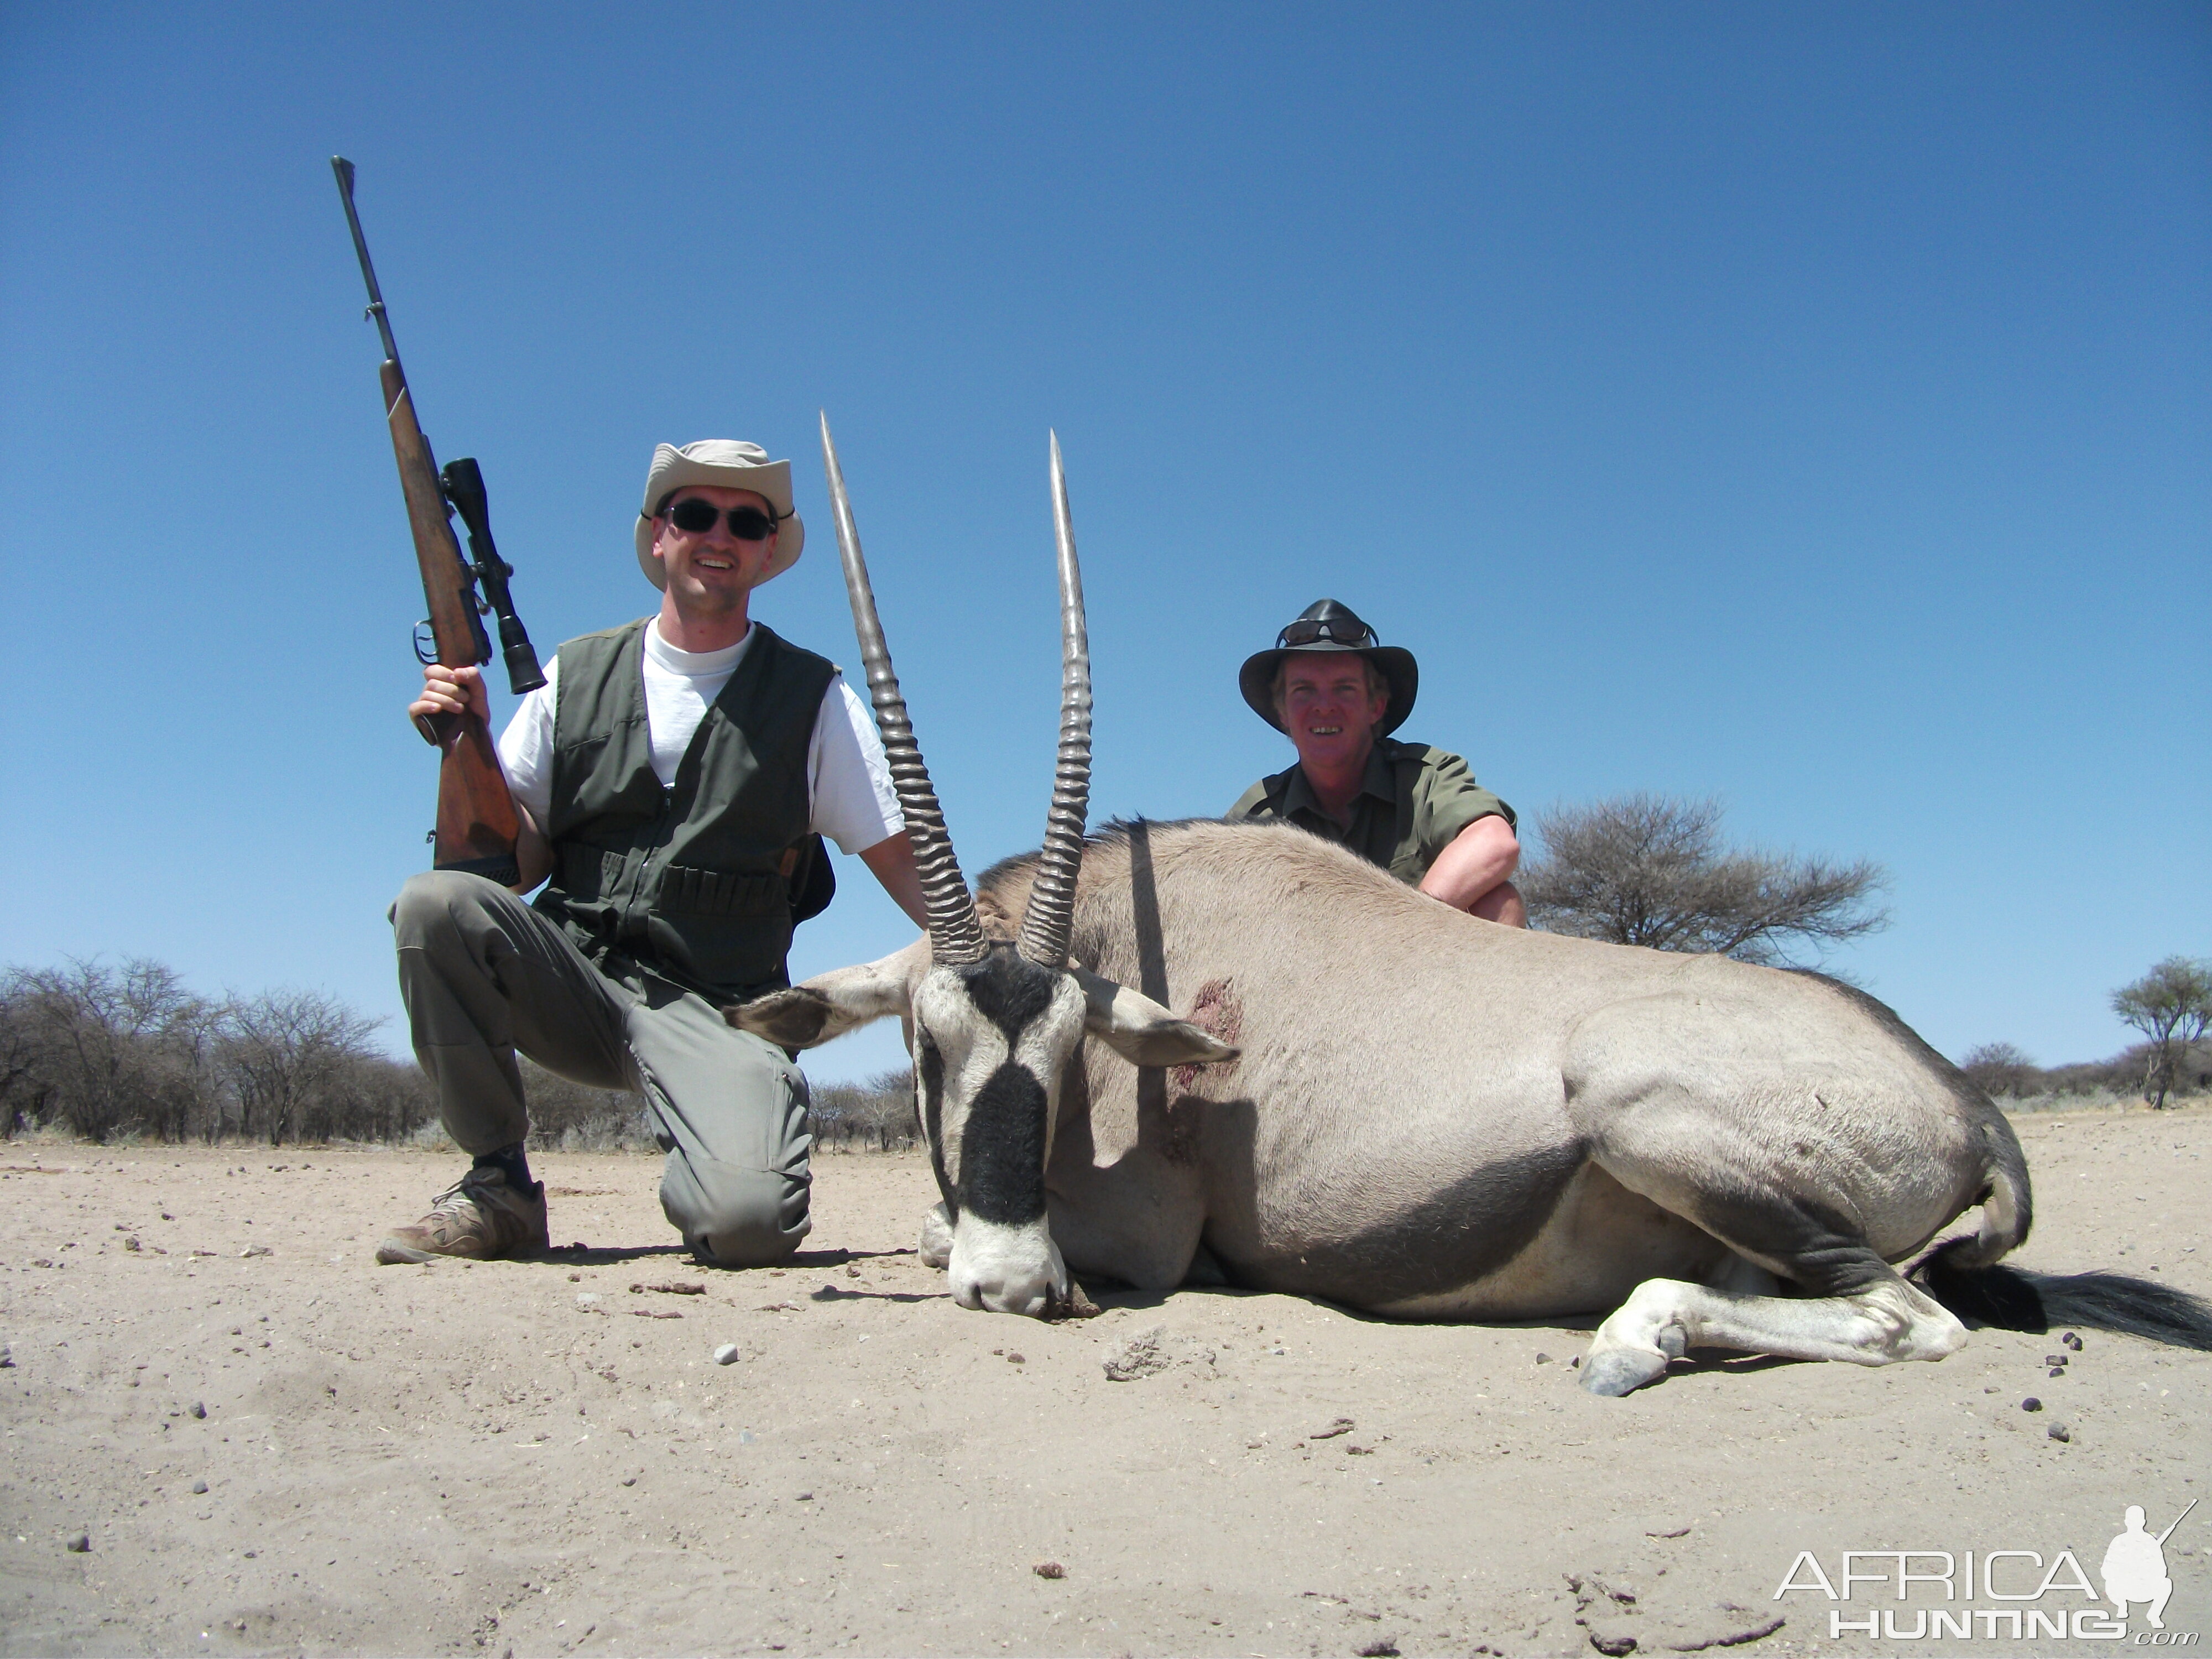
(1277, 617, 1376, 649)
(665, 498, 780, 541)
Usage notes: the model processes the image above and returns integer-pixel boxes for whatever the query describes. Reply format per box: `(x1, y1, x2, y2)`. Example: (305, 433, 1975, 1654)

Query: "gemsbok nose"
(947, 1220, 1070, 1317)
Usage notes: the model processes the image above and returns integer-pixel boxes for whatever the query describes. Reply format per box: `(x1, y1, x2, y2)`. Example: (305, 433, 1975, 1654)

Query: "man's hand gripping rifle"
(332, 156, 545, 888)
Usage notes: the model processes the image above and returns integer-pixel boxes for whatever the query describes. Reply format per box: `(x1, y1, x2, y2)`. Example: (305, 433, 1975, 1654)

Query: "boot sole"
(374, 1234, 546, 1265)
(375, 1238, 454, 1265)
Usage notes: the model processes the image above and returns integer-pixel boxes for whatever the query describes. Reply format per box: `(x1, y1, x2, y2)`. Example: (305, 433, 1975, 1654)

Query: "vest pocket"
(653, 862, 790, 920)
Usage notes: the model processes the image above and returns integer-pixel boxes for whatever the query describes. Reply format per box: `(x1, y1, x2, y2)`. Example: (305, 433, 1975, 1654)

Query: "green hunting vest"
(533, 619, 837, 1000)
(1226, 738, 1515, 888)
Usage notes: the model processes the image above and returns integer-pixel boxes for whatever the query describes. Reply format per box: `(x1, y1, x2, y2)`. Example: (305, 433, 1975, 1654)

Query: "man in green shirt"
(1227, 599, 1526, 925)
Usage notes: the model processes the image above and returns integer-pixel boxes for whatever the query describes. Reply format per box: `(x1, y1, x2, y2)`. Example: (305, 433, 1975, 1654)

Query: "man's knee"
(390, 869, 506, 946)
(661, 1156, 810, 1269)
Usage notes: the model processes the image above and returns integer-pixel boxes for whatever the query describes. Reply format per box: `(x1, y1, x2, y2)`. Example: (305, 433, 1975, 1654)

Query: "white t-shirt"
(498, 620, 902, 857)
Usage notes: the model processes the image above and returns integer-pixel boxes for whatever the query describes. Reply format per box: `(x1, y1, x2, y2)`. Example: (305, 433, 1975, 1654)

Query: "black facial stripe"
(917, 1029, 956, 1221)
(956, 944, 1058, 1045)
(957, 1060, 1050, 1225)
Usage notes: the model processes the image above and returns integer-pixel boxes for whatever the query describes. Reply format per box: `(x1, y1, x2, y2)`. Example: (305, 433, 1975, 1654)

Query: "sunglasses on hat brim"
(1276, 617, 1377, 649)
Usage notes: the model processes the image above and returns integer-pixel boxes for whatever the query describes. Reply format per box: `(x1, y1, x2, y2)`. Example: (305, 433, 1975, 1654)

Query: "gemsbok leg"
(1582, 1268, 1968, 1396)
(1565, 995, 1984, 1396)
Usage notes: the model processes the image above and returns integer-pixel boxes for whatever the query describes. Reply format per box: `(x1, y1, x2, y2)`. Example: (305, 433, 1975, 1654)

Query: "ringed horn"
(817, 419, 1094, 969)
(1013, 432, 1092, 970)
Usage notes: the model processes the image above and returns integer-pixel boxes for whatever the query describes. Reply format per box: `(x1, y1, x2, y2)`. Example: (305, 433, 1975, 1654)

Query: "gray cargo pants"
(390, 870, 810, 1267)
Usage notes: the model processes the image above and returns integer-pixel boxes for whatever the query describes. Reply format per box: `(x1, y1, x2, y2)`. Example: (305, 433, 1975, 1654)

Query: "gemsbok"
(732, 418, 2212, 1395)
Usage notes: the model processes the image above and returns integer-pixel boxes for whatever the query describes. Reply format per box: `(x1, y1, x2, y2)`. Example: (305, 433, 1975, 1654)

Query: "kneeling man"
(384, 440, 927, 1269)
(1228, 600, 1525, 923)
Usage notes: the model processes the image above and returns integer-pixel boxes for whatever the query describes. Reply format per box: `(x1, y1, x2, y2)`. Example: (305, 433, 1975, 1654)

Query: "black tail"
(1912, 1236, 2212, 1352)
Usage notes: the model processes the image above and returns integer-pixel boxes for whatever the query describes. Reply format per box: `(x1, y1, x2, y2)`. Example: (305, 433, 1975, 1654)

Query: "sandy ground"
(1, 1103, 2206, 1658)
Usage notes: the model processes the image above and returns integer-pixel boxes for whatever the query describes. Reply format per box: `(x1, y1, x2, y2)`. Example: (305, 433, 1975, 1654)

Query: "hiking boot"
(375, 1166, 548, 1264)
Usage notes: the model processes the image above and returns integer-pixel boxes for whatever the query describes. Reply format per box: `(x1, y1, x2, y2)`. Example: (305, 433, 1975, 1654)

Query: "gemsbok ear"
(1072, 967, 1240, 1070)
(726, 944, 922, 1050)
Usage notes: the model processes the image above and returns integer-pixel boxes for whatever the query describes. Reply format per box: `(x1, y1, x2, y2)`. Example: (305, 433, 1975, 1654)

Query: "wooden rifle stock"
(382, 359, 525, 885)
(334, 156, 525, 888)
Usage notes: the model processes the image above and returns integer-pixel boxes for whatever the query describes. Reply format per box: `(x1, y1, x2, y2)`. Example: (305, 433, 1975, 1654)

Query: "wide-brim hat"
(1238, 598, 1418, 736)
(634, 440, 806, 589)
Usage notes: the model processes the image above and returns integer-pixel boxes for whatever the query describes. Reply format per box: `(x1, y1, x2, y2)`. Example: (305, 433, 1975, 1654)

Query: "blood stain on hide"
(1170, 977, 1241, 1094)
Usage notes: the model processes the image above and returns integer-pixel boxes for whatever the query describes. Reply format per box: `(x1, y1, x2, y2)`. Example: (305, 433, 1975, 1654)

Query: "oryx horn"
(1014, 431, 1093, 971)
(819, 413, 986, 966)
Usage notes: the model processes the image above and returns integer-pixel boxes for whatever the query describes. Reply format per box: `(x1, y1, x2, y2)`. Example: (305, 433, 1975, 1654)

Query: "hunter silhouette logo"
(1773, 1496, 2200, 1642)
(2105, 1500, 2195, 1631)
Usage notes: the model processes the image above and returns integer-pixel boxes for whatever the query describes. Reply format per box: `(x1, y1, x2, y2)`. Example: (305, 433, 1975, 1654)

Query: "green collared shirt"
(1225, 738, 1515, 888)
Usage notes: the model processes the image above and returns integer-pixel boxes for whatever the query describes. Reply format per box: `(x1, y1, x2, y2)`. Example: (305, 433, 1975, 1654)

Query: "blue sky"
(2, 3, 2204, 1086)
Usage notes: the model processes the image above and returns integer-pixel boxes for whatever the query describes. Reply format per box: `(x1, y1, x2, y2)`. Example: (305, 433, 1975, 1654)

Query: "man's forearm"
(859, 833, 931, 930)
(512, 806, 554, 895)
(1420, 815, 1520, 914)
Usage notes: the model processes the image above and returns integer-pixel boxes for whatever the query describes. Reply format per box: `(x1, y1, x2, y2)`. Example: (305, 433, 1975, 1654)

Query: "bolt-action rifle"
(331, 156, 545, 887)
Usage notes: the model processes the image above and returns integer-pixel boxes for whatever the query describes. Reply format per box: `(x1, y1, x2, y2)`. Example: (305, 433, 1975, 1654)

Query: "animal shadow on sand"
(1087, 1281, 1614, 1333)
(1663, 1348, 1805, 1380)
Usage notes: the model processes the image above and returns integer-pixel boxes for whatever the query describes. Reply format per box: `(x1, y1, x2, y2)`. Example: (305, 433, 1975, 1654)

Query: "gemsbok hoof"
(1580, 1348, 1668, 1397)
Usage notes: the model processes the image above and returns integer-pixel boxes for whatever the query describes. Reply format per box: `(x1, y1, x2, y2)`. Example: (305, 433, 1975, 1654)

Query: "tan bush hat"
(634, 440, 806, 589)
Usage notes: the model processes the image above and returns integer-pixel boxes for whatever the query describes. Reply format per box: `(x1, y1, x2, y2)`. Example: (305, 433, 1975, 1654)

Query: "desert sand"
(2, 1102, 2205, 1657)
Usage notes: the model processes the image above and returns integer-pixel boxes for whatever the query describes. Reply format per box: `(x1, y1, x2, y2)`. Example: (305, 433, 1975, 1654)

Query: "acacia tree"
(0, 981, 49, 1131)
(2, 958, 218, 1142)
(2110, 957, 2212, 1109)
(216, 989, 385, 1144)
(1519, 794, 1890, 970)
(807, 1068, 916, 1150)
(853, 1068, 918, 1151)
(1959, 1041, 2043, 1098)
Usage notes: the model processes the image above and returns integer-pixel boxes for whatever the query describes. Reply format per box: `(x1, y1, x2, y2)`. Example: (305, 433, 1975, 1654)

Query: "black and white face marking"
(726, 935, 1238, 1316)
(910, 943, 1087, 1316)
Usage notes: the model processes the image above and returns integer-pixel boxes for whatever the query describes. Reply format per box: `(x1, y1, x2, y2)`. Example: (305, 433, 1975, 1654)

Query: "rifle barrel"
(333, 155, 522, 884)
(330, 156, 401, 364)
